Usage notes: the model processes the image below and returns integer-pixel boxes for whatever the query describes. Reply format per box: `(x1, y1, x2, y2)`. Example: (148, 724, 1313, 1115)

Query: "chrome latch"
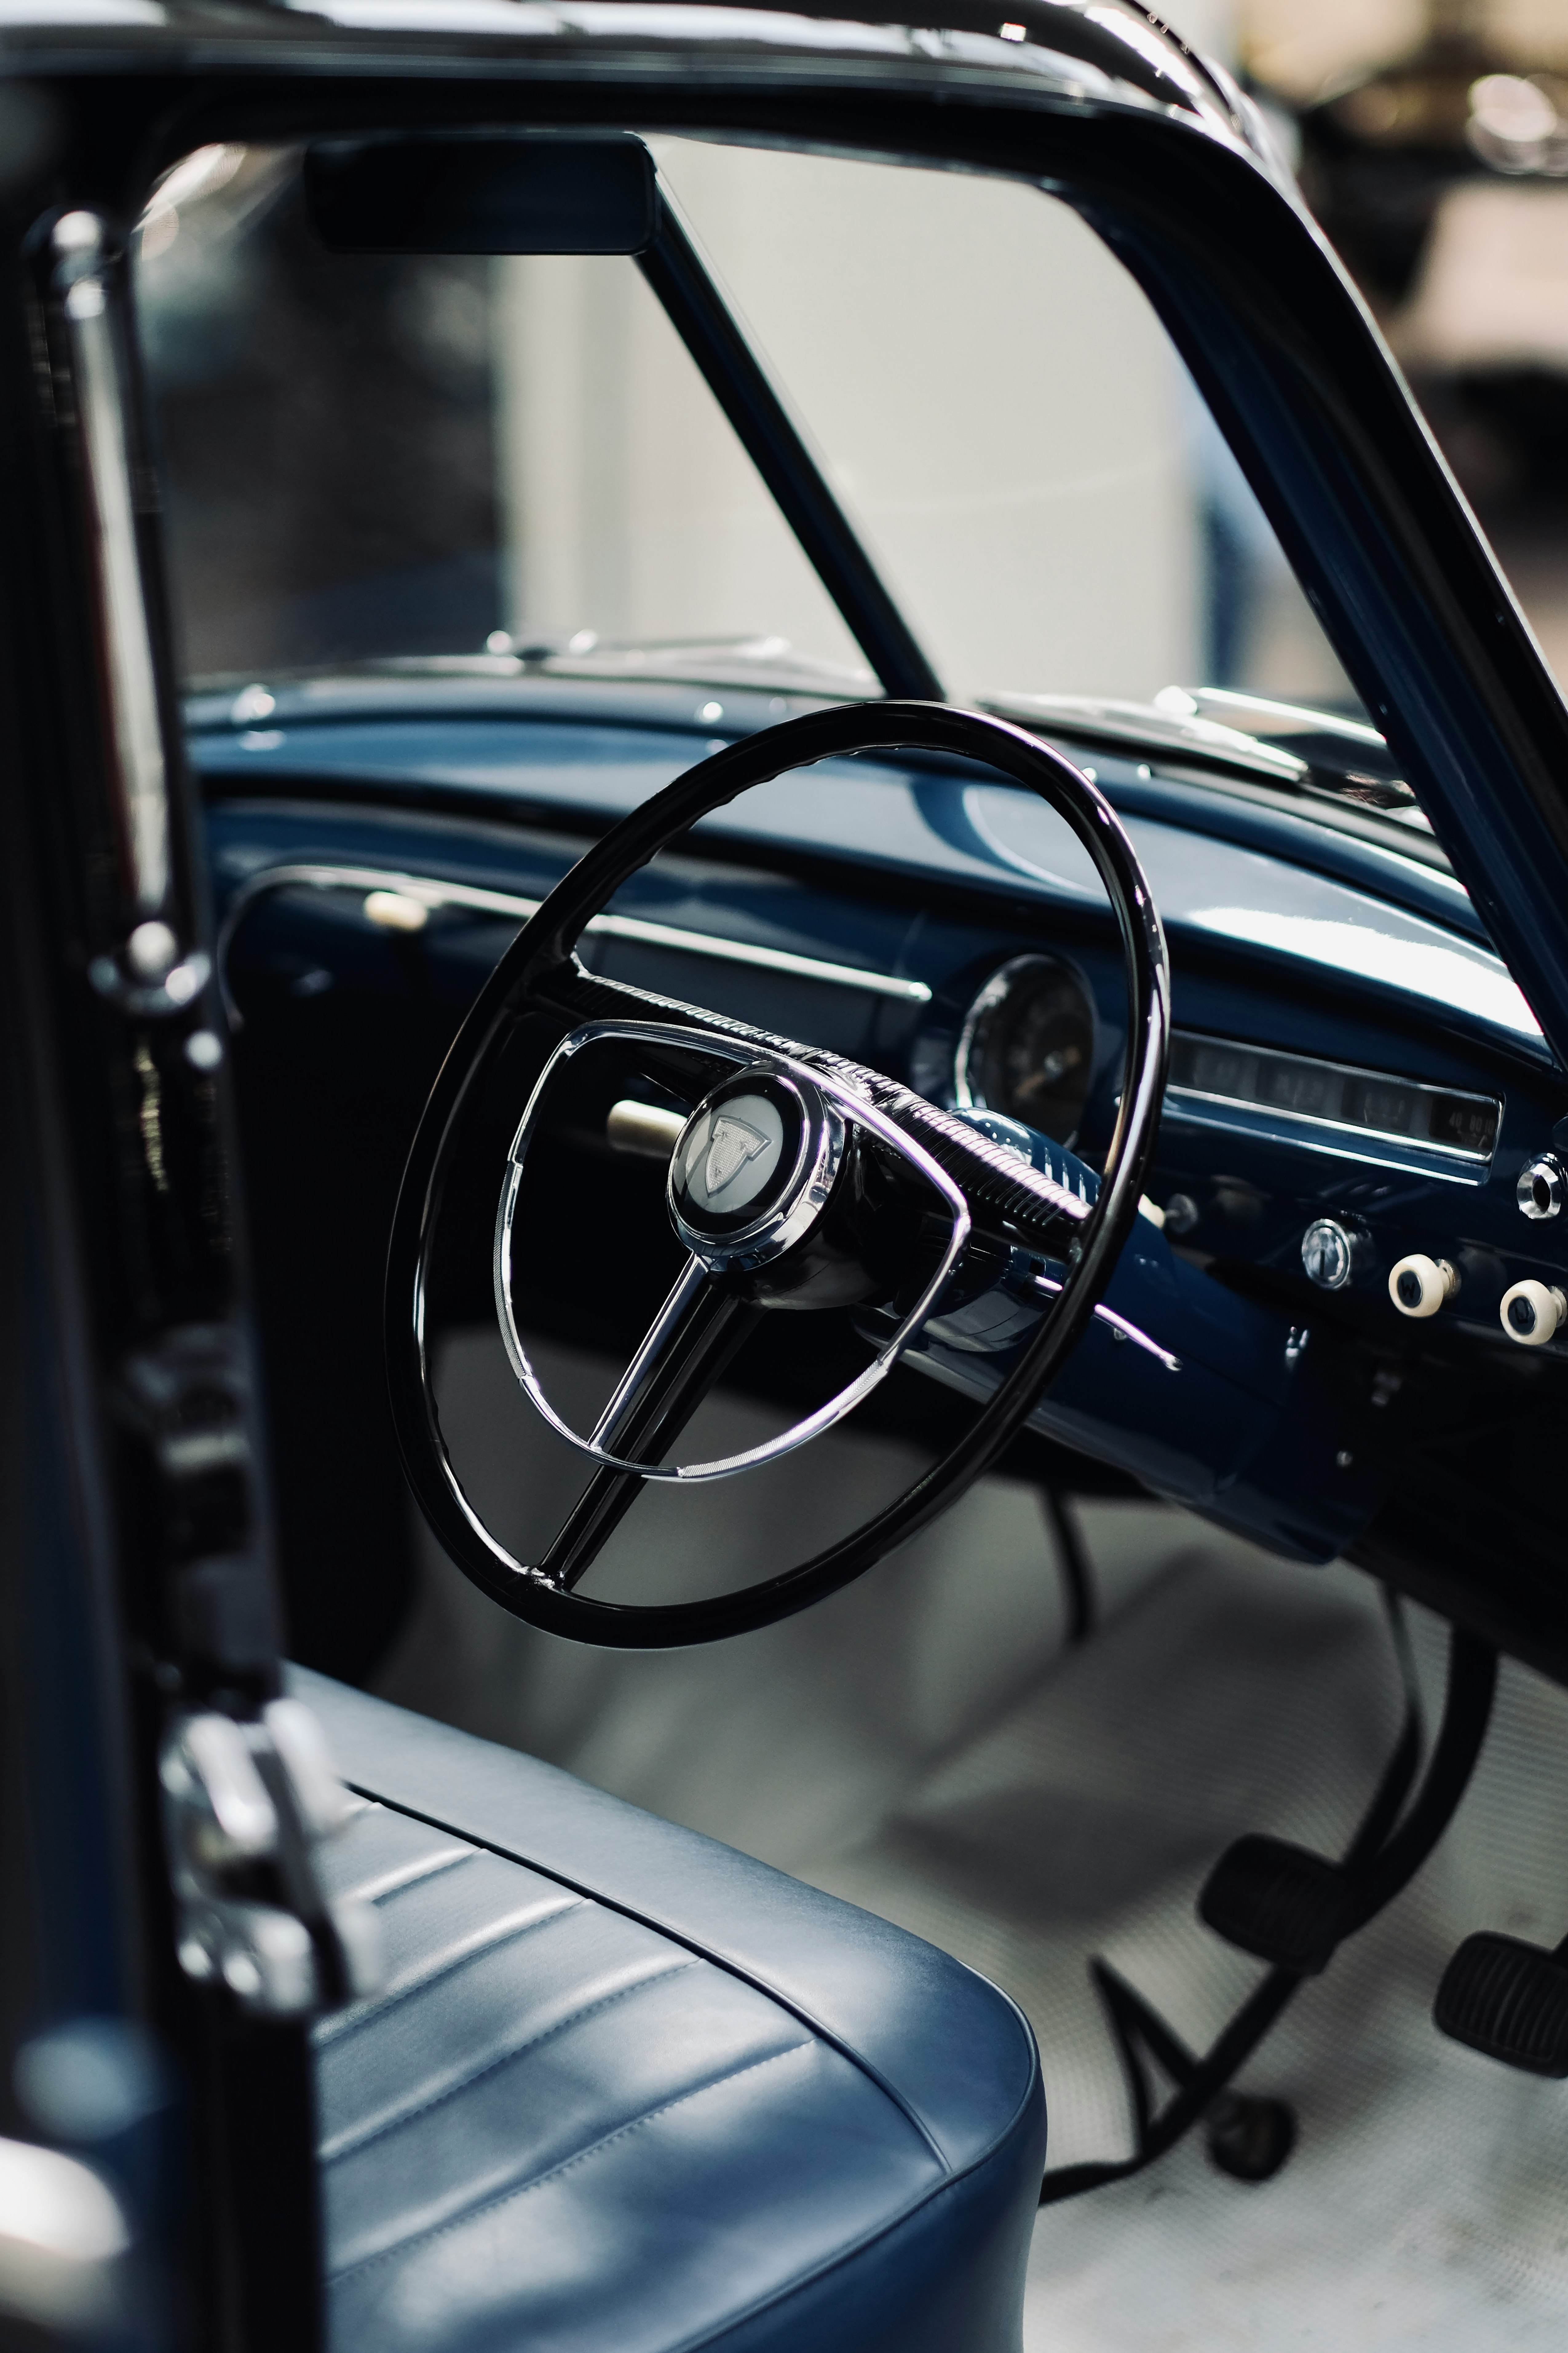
(160, 1700, 382, 2017)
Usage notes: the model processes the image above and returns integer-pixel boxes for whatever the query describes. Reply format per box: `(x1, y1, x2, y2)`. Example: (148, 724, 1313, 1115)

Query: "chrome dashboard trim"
(215, 860, 932, 1022)
(1026, 1269, 1180, 1373)
(1162, 1092, 1491, 1186)
(985, 691, 1310, 786)
(1162, 1032, 1501, 1186)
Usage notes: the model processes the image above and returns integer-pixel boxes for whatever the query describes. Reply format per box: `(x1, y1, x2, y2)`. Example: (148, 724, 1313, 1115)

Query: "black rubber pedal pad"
(1434, 1933, 1568, 2076)
(1198, 1835, 1355, 1975)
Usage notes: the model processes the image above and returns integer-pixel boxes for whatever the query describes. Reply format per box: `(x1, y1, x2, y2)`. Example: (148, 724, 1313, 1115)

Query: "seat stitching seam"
(315, 1895, 586, 2047)
(343, 1845, 477, 1907)
(343, 1780, 951, 2168)
(321, 1957, 702, 2162)
(329, 2039, 814, 2285)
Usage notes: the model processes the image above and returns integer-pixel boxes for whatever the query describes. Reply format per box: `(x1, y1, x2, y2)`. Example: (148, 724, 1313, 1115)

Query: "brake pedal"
(1198, 1835, 1356, 1976)
(1434, 1932, 1568, 2076)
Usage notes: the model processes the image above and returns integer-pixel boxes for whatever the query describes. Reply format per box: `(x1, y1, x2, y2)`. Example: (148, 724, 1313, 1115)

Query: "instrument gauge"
(954, 953, 1096, 1145)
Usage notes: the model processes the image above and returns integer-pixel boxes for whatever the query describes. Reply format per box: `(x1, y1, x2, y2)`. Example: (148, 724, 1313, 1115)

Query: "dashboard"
(193, 672, 1568, 1685)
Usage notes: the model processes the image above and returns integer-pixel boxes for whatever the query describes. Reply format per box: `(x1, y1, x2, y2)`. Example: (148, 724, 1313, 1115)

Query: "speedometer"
(954, 953, 1097, 1145)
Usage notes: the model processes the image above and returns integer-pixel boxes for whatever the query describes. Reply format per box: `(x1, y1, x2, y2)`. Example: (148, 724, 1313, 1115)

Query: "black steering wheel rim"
(385, 701, 1170, 1648)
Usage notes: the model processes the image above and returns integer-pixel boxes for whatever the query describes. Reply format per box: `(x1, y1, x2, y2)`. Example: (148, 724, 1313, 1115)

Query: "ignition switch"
(1301, 1218, 1369, 1291)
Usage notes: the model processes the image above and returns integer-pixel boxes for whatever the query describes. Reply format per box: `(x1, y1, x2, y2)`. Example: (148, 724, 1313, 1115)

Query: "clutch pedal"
(1199, 1835, 1356, 1976)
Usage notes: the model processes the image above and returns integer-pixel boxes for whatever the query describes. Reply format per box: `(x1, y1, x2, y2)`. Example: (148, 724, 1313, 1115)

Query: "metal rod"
(638, 197, 944, 704)
(214, 861, 934, 1028)
(1028, 1270, 1181, 1370)
(54, 213, 170, 920)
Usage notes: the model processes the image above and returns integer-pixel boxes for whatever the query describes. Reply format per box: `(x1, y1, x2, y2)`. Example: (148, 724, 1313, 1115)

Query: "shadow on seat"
(297, 1667, 1045, 2352)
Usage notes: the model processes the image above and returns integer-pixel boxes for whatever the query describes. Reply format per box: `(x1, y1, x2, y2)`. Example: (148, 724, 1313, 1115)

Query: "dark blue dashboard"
(192, 675, 1568, 1685)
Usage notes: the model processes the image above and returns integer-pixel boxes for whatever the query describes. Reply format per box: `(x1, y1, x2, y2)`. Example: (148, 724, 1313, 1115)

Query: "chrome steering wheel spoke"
(494, 1019, 971, 1483)
(588, 1254, 713, 1456)
(538, 1257, 763, 1592)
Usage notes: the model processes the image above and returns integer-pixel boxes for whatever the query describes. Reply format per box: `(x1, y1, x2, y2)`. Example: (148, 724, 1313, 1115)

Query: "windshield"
(138, 133, 1358, 717)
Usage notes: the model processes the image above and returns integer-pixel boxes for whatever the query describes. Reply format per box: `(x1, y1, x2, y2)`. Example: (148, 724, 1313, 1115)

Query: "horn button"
(668, 1068, 845, 1268)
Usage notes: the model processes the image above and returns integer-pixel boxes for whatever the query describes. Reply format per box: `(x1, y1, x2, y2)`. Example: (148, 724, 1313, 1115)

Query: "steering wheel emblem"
(662, 1067, 843, 1268)
(689, 1102, 778, 1205)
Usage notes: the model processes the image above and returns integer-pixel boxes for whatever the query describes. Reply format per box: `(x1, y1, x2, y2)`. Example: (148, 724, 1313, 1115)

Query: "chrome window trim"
(56, 214, 170, 921)
(215, 860, 931, 1024)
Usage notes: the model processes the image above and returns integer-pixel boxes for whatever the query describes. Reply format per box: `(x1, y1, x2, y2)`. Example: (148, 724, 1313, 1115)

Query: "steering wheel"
(386, 702, 1170, 1648)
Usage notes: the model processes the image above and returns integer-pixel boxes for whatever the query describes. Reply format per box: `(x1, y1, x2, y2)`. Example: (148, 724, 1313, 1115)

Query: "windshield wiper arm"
(1169, 687, 1431, 827)
(984, 685, 1432, 831)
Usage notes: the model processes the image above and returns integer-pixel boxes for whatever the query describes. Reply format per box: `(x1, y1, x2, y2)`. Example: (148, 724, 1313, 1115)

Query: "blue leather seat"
(295, 1667, 1046, 2352)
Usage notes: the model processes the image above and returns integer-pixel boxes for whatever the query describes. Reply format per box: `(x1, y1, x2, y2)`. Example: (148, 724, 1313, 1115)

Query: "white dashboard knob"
(1388, 1255, 1457, 1318)
(1499, 1279, 1567, 1347)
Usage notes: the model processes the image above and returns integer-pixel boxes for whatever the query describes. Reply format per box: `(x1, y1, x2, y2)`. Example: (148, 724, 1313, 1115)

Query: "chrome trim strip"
(1162, 1092, 1489, 1186)
(1167, 1081, 1491, 1162)
(984, 691, 1309, 785)
(1162, 1031, 1499, 1178)
(215, 860, 931, 1021)
(1027, 1270, 1180, 1371)
(590, 906, 930, 1000)
(55, 215, 170, 917)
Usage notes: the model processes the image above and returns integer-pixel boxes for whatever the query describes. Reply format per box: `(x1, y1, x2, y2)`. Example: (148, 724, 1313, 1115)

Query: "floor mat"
(378, 1328, 1568, 2348)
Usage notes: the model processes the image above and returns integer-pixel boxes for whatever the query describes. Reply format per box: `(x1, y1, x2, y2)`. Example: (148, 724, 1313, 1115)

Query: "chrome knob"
(1500, 1279, 1567, 1347)
(1388, 1254, 1458, 1318)
(1517, 1157, 1565, 1221)
(1301, 1218, 1368, 1291)
(1163, 1192, 1199, 1237)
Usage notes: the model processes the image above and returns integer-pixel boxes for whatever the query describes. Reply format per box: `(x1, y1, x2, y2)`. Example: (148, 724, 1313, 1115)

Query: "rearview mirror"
(304, 132, 658, 256)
